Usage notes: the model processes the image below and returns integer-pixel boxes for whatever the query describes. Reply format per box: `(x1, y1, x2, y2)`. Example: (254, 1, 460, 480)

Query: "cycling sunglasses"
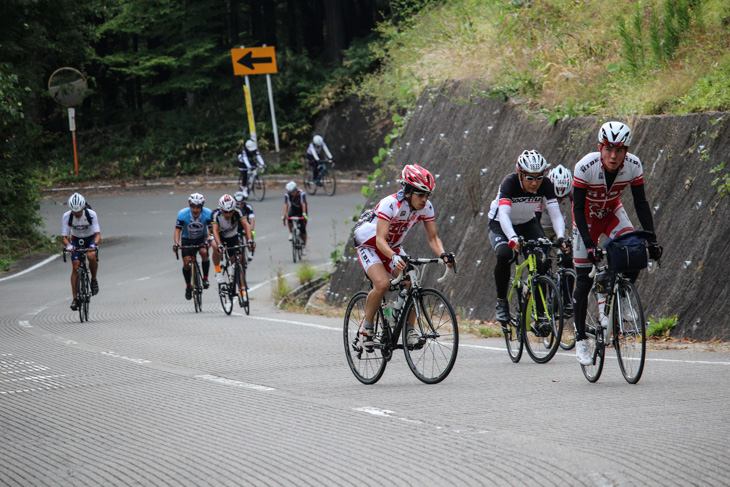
(520, 172, 544, 181)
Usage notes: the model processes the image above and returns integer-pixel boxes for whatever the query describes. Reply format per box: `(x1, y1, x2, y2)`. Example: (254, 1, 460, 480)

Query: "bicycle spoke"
(343, 292, 386, 384)
(615, 280, 646, 384)
(523, 276, 562, 363)
(581, 290, 605, 382)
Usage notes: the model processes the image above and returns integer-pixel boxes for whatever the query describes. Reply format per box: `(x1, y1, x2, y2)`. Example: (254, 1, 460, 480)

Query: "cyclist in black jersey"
(234, 191, 256, 261)
(283, 181, 308, 254)
(212, 194, 253, 283)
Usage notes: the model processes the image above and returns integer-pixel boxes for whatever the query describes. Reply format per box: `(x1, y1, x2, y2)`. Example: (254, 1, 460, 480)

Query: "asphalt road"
(1, 182, 728, 486)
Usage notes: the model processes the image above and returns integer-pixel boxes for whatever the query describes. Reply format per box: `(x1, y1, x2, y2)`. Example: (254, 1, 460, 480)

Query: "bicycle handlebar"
(174, 243, 208, 260)
(389, 255, 457, 287)
(286, 216, 306, 221)
(63, 247, 98, 263)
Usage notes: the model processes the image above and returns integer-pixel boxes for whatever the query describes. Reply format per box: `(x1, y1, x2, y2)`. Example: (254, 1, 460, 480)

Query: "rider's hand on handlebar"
(648, 242, 663, 261)
(282, 215, 286, 226)
(557, 237, 572, 253)
(587, 247, 603, 265)
(391, 253, 406, 271)
(217, 244, 224, 253)
(173, 243, 179, 252)
(66, 244, 74, 252)
(508, 237, 520, 253)
(440, 252, 455, 268)
(303, 213, 308, 220)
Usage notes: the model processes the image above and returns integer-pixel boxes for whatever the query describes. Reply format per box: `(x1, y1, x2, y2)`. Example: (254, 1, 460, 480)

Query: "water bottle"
(597, 293, 609, 341)
(383, 303, 396, 327)
(394, 288, 408, 313)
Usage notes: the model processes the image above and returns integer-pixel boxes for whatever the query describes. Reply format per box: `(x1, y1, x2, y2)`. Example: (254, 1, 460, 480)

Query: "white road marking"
(101, 351, 152, 364)
(17, 321, 32, 328)
(195, 374, 274, 391)
(0, 255, 61, 282)
(238, 315, 339, 331)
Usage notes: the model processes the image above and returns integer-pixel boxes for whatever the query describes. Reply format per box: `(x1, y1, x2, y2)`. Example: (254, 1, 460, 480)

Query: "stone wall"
(326, 81, 730, 341)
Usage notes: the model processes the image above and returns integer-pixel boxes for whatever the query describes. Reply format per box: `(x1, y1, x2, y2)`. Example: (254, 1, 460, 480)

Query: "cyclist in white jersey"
(211, 194, 253, 283)
(488, 150, 570, 326)
(353, 164, 454, 350)
(61, 193, 101, 311)
(572, 122, 662, 365)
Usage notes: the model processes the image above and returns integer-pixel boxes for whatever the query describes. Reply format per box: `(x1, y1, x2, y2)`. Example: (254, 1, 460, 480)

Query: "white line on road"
(0, 255, 60, 282)
(237, 315, 339, 331)
(101, 351, 152, 364)
(195, 374, 274, 391)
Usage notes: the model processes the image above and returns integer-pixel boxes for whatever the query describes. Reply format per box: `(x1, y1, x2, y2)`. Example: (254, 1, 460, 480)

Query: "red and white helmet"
(188, 193, 205, 206)
(598, 121, 632, 147)
(218, 194, 236, 212)
(548, 164, 573, 197)
(401, 164, 435, 193)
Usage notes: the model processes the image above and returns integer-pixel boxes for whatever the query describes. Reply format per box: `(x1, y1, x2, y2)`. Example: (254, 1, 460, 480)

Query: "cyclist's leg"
(199, 243, 210, 285)
(299, 219, 307, 249)
(488, 220, 514, 323)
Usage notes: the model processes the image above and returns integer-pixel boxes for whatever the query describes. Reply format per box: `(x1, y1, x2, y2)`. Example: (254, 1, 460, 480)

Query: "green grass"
(296, 263, 317, 285)
(647, 315, 679, 337)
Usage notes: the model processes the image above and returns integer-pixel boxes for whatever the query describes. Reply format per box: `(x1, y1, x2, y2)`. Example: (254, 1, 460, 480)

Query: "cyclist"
(306, 134, 333, 184)
(283, 181, 308, 255)
(572, 122, 662, 365)
(238, 139, 266, 199)
(211, 194, 254, 283)
(234, 190, 256, 261)
(61, 193, 101, 311)
(173, 193, 213, 300)
(352, 164, 454, 350)
(488, 150, 570, 327)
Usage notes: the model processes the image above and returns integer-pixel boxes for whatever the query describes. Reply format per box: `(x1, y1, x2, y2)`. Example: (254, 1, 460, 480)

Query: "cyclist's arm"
(283, 202, 289, 218)
(173, 227, 183, 246)
(323, 142, 333, 160)
(572, 186, 594, 248)
(93, 231, 101, 246)
(256, 154, 265, 167)
(239, 217, 253, 241)
(423, 220, 452, 268)
(630, 183, 655, 236)
(544, 198, 566, 238)
(211, 223, 222, 247)
(375, 218, 396, 260)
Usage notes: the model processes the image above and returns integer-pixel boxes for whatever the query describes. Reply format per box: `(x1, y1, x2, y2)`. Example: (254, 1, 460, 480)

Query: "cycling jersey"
(175, 207, 212, 241)
(237, 202, 254, 222)
(306, 142, 333, 162)
(572, 151, 643, 221)
(353, 191, 435, 249)
(211, 208, 245, 239)
(238, 149, 265, 171)
(488, 173, 565, 241)
(284, 190, 307, 212)
(62, 209, 100, 239)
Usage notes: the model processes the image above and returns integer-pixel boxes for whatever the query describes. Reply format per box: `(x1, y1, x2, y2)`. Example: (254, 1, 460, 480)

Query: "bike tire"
(402, 288, 459, 384)
(504, 287, 524, 363)
(303, 174, 317, 195)
(193, 262, 203, 313)
(292, 229, 299, 263)
(343, 292, 387, 384)
(523, 275, 563, 364)
(78, 269, 87, 323)
(219, 267, 233, 315)
(581, 290, 605, 382)
(558, 268, 577, 350)
(235, 261, 249, 315)
(321, 169, 336, 196)
(614, 280, 646, 384)
(250, 175, 265, 202)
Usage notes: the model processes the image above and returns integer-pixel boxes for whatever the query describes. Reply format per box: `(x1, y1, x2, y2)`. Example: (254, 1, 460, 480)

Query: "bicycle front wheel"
(291, 230, 299, 263)
(193, 262, 203, 313)
(344, 292, 387, 384)
(504, 287, 524, 363)
(78, 270, 89, 323)
(402, 289, 459, 384)
(559, 268, 577, 350)
(250, 175, 265, 202)
(321, 169, 336, 196)
(581, 290, 605, 382)
(303, 174, 317, 195)
(614, 280, 646, 384)
(219, 269, 233, 315)
(523, 275, 563, 364)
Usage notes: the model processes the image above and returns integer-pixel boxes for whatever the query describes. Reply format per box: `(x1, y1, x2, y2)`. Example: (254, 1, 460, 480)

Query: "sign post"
(231, 46, 280, 152)
(48, 67, 88, 175)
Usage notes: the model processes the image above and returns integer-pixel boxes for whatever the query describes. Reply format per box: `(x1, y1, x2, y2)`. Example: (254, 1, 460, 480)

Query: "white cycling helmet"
(233, 191, 247, 203)
(516, 150, 548, 174)
(286, 181, 297, 192)
(188, 193, 205, 206)
(245, 139, 257, 151)
(68, 192, 85, 212)
(548, 164, 573, 197)
(313, 135, 324, 148)
(598, 121, 632, 147)
(218, 194, 236, 212)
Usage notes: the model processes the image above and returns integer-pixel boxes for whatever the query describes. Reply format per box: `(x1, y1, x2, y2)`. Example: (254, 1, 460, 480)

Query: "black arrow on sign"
(237, 51, 272, 70)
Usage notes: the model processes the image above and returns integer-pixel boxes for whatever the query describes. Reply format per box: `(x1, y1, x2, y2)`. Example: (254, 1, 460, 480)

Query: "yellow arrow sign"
(231, 47, 278, 75)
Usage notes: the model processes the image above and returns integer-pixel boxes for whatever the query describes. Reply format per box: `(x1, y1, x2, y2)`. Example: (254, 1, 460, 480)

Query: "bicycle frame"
(507, 242, 555, 327)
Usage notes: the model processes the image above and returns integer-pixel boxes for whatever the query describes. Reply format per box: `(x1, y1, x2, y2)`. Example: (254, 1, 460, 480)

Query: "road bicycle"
(63, 247, 96, 323)
(344, 254, 458, 384)
(546, 246, 577, 350)
(500, 238, 564, 364)
(218, 243, 250, 315)
(175, 243, 207, 313)
(581, 251, 654, 384)
(239, 165, 266, 202)
(303, 160, 336, 196)
(286, 216, 305, 262)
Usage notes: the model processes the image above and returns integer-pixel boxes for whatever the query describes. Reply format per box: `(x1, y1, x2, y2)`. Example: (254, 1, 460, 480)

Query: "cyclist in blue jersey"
(173, 193, 213, 300)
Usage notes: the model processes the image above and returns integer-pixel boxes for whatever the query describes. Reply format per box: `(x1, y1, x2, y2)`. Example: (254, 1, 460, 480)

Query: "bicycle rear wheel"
(504, 288, 524, 363)
(581, 290, 604, 382)
(235, 261, 249, 315)
(219, 268, 233, 315)
(344, 292, 387, 384)
(559, 268, 577, 350)
(250, 175, 265, 202)
(291, 229, 299, 263)
(303, 173, 317, 195)
(524, 275, 563, 364)
(614, 280, 646, 384)
(402, 289, 459, 384)
(193, 261, 203, 313)
(321, 169, 336, 196)
(78, 270, 88, 323)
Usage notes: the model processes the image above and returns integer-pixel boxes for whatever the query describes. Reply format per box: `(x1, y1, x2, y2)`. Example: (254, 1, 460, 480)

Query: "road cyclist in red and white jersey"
(488, 151, 570, 327)
(352, 164, 455, 350)
(572, 121, 663, 365)
(211, 194, 254, 284)
(62, 192, 101, 311)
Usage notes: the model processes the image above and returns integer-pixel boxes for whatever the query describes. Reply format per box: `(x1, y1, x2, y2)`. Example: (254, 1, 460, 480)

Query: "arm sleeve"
(256, 154, 265, 166)
(545, 199, 565, 238)
(631, 183, 655, 236)
(572, 186, 594, 248)
(497, 203, 518, 241)
(323, 142, 333, 160)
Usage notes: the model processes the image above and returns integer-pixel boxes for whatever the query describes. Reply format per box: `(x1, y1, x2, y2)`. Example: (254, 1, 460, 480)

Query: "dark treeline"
(0, 0, 432, 263)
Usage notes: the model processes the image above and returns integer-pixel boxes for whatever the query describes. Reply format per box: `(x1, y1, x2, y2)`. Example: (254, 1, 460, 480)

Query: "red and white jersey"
(573, 151, 644, 220)
(353, 192, 435, 249)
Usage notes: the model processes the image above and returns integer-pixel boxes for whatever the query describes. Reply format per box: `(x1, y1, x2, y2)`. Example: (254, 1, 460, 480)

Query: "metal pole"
(266, 73, 280, 152)
(244, 74, 255, 143)
(68, 108, 79, 175)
